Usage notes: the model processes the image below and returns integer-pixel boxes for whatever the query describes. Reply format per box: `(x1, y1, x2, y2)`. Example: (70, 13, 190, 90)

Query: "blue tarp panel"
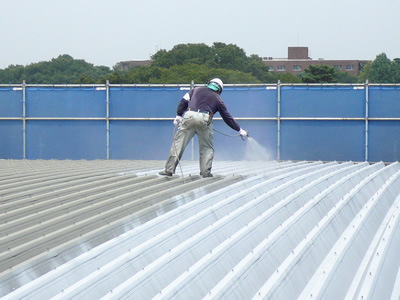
(280, 120, 365, 161)
(281, 86, 365, 118)
(222, 87, 277, 118)
(369, 86, 400, 118)
(109, 120, 178, 160)
(369, 121, 400, 162)
(109, 87, 185, 118)
(0, 88, 22, 117)
(26, 87, 106, 118)
(26, 120, 106, 159)
(0, 120, 23, 159)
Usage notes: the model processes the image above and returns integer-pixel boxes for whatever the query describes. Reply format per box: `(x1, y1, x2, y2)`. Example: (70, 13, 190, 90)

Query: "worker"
(159, 78, 248, 178)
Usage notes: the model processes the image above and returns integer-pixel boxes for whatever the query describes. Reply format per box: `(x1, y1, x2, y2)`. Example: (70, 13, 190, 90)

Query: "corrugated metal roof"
(1, 159, 400, 299)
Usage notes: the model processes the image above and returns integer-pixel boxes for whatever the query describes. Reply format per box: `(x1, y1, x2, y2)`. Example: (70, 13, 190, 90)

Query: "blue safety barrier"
(26, 120, 106, 160)
(369, 86, 400, 118)
(280, 120, 365, 161)
(281, 86, 365, 118)
(26, 87, 106, 118)
(0, 88, 23, 158)
(0, 88, 22, 117)
(0, 120, 23, 158)
(110, 86, 184, 118)
(1, 83, 399, 162)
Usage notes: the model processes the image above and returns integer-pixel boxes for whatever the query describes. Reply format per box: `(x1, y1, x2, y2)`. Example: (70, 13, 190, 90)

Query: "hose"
(213, 128, 249, 141)
(213, 128, 240, 137)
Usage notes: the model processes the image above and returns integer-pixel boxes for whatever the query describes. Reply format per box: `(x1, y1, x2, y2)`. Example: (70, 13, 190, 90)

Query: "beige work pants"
(165, 111, 214, 176)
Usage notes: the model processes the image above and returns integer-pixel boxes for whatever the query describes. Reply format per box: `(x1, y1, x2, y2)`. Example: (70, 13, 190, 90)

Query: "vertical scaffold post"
(365, 80, 369, 162)
(106, 80, 110, 160)
(277, 80, 281, 161)
(22, 80, 26, 159)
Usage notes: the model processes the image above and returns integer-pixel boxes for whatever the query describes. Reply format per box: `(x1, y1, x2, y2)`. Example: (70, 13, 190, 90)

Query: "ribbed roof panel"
(1, 160, 399, 299)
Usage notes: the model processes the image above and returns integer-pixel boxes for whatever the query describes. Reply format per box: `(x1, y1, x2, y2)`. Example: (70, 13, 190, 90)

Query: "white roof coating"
(1, 159, 400, 299)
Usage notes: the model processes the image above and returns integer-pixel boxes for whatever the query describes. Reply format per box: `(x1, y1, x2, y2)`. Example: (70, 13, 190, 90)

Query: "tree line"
(0, 43, 399, 84)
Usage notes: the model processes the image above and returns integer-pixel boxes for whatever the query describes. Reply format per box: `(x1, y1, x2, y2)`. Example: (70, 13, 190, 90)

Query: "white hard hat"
(207, 78, 224, 94)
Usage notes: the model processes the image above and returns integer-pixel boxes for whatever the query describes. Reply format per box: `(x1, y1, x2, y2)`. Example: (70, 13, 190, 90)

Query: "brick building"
(263, 47, 369, 76)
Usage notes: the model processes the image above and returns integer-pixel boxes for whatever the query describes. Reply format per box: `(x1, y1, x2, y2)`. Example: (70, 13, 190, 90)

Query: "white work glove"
(239, 128, 248, 140)
(173, 116, 183, 126)
(239, 128, 248, 137)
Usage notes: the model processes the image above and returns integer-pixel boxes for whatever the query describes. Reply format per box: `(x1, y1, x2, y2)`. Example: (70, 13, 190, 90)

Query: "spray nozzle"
(240, 130, 250, 141)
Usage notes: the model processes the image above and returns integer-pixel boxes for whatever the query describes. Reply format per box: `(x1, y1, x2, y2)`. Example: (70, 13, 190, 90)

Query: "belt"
(187, 108, 210, 114)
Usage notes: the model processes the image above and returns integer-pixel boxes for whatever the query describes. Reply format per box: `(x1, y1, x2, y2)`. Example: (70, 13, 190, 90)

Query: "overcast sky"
(1, 0, 398, 69)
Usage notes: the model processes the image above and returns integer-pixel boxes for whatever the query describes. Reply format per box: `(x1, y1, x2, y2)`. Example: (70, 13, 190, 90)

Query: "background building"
(118, 47, 369, 76)
(263, 46, 369, 76)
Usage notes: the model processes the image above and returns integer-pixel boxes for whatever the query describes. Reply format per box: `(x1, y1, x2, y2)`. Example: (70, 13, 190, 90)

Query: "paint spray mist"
(243, 137, 272, 161)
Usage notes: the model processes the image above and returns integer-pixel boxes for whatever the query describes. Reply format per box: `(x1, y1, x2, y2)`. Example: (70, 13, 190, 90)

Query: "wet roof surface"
(1, 159, 400, 299)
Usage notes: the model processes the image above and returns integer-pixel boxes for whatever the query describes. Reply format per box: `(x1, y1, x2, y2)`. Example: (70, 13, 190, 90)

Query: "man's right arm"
(176, 92, 191, 116)
(218, 101, 241, 132)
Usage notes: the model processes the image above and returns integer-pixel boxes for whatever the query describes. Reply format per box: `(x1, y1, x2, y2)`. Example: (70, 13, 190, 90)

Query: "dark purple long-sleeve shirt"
(176, 86, 241, 132)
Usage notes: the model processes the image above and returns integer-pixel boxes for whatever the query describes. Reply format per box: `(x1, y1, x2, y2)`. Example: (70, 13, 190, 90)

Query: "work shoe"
(159, 170, 173, 176)
(202, 172, 213, 178)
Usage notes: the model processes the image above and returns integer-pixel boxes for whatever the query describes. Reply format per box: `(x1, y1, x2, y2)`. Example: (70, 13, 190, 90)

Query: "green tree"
(335, 71, 358, 83)
(359, 53, 400, 83)
(279, 73, 301, 83)
(151, 43, 212, 68)
(0, 55, 111, 84)
(150, 42, 269, 83)
(209, 42, 248, 71)
(244, 54, 271, 82)
(110, 64, 260, 84)
(122, 65, 163, 83)
(0, 65, 25, 83)
(301, 65, 337, 83)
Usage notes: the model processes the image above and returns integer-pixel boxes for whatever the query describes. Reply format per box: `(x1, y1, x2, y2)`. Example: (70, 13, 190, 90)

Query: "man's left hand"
(173, 116, 183, 126)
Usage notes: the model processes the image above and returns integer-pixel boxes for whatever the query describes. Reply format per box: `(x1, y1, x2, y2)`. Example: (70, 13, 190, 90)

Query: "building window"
(293, 65, 301, 71)
(334, 65, 342, 70)
(346, 65, 355, 70)
(267, 65, 274, 71)
(277, 65, 286, 71)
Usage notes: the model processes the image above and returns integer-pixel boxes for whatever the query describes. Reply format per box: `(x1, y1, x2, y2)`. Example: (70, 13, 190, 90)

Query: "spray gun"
(240, 130, 250, 141)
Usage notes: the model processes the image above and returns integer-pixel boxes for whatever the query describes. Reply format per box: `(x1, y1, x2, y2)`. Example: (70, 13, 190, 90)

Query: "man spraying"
(159, 78, 248, 178)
